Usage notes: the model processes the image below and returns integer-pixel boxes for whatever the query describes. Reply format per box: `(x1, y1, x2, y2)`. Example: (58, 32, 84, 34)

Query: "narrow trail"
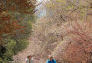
(13, 1, 48, 63)
(13, 18, 46, 63)
(13, 1, 64, 62)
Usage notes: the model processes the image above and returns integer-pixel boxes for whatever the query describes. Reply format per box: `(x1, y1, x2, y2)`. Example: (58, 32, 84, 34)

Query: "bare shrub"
(62, 21, 92, 63)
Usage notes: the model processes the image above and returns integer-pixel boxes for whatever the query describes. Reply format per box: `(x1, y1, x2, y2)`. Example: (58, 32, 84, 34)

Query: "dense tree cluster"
(35, 0, 92, 63)
(9, 0, 92, 63)
(0, 0, 36, 63)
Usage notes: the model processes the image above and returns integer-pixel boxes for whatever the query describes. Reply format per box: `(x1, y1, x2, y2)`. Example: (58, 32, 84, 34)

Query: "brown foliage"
(0, 0, 36, 45)
(0, 0, 35, 14)
(0, 15, 25, 44)
(62, 21, 92, 63)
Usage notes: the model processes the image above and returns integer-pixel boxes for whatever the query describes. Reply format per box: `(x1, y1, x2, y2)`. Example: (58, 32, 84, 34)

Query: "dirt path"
(13, 0, 48, 63)
(13, 17, 47, 63)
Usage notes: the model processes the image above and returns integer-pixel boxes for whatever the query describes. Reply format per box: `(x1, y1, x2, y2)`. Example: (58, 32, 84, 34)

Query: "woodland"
(0, 0, 92, 63)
